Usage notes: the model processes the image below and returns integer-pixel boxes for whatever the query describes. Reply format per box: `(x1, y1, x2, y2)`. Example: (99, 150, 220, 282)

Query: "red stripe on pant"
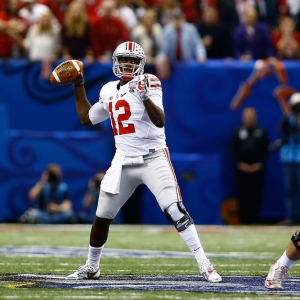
(163, 148, 182, 201)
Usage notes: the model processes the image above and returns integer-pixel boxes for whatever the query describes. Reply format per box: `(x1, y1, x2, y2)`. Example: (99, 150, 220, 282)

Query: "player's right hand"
(73, 71, 84, 85)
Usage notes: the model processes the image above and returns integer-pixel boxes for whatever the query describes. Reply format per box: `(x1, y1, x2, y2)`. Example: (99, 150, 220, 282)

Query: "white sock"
(86, 245, 104, 268)
(278, 251, 296, 269)
(179, 224, 207, 264)
(167, 203, 207, 264)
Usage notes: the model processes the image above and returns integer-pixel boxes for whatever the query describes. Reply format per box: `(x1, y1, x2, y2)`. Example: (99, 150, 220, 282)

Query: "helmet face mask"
(112, 41, 146, 81)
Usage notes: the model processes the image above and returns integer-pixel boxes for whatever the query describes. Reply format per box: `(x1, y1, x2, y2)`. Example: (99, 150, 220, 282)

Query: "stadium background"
(0, 59, 298, 224)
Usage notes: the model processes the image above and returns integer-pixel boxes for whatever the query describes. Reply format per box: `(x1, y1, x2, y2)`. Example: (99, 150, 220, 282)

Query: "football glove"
(137, 75, 150, 101)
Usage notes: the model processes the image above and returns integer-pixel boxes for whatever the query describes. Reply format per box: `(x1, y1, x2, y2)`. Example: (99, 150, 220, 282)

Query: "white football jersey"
(89, 74, 167, 156)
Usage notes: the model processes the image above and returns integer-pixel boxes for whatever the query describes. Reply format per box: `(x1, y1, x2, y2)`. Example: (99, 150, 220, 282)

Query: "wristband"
(73, 82, 84, 87)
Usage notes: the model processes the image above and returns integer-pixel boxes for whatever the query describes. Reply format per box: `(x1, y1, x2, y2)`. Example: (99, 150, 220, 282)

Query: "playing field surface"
(0, 224, 299, 299)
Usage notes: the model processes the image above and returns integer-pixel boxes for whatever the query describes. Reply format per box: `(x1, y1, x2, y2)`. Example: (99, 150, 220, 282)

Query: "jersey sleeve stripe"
(150, 84, 162, 88)
(149, 76, 159, 81)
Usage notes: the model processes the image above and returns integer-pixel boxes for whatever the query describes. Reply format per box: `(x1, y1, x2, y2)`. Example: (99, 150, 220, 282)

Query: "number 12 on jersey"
(109, 100, 136, 136)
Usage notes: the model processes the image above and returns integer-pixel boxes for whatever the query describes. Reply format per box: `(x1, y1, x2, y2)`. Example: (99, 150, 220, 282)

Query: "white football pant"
(96, 149, 181, 219)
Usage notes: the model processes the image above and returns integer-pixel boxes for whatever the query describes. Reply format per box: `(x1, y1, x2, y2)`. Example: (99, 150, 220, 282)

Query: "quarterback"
(67, 41, 222, 283)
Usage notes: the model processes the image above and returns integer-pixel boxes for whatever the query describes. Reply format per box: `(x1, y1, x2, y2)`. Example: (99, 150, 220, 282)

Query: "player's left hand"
(137, 75, 150, 101)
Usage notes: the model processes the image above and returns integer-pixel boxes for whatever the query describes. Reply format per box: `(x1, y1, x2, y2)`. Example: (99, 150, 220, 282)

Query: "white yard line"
(0, 246, 277, 260)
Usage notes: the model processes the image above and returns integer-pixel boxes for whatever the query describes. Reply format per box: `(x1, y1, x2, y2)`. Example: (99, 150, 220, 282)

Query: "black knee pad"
(164, 201, 194, 232)
(291, 231, 300, 251)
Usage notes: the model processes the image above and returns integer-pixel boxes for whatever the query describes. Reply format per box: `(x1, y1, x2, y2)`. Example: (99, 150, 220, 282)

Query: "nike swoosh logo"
(121, 92, 127, 97)
(86, 270, 99, 279)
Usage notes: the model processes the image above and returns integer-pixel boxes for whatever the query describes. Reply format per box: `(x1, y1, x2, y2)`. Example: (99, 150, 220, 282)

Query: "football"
(50, 60, 84, 85)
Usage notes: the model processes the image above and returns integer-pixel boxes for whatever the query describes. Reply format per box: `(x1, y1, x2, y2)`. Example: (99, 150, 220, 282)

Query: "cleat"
(66, 264, 100, 280)
(265, 261, 288, 289)
(199, 259, 222, 283)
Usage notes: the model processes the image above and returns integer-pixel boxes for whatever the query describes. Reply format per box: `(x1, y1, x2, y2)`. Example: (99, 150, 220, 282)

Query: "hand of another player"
(137, 75, 150, 101)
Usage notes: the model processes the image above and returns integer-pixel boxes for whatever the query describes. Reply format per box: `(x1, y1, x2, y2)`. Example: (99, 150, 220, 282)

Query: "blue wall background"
(1, 59, 299, 224)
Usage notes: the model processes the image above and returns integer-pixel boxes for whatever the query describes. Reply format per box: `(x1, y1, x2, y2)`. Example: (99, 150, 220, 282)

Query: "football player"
(265, 230, 300, 289)
(66, 41, 222, 283)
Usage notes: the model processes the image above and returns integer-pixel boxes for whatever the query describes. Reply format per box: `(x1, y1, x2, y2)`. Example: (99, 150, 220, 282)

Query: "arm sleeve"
(149, 93, 163, 110)
(88, 101, 110, 125)
(148, 75, 163, 110)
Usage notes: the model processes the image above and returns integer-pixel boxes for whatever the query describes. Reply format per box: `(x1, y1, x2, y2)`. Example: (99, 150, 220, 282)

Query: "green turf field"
(0, 224, 299, 299)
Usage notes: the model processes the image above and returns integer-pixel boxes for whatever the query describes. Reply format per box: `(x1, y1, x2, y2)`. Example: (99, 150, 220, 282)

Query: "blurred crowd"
(1, 0, 300, 78)
(4, 0, 300, 226)
(18, 164, 143, 224)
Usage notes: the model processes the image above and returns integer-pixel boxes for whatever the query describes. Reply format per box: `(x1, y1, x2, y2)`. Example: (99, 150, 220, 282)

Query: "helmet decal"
(126, 42, 134, 51)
